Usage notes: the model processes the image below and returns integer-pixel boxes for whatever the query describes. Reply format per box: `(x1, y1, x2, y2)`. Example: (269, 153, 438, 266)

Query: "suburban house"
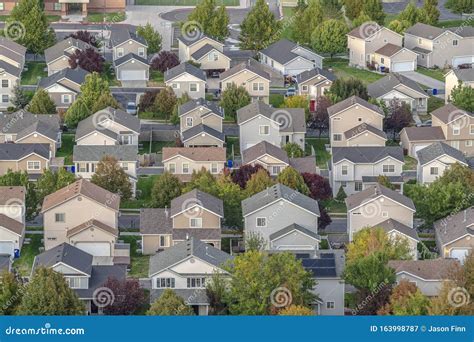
(0, 111, 61, 157)
(330, 146, 405, 196)
(140, 189, 224, 254)
(73, 145, 139, 196)
(346, 184, 418, 256)
(347, 24, 403, 69)
(38, 67, 89, 110)
(178, 98, 224, 147)
(404, 23, 474, 68)
(164, 62, 207, 99)
(237, 101, 306, 152)
(371, 43, 418, 72)
(45, 38, 94, 76)
(0, 144, 51, 180)
(4, 0, 127, 16)
(75, 107, 141, 146)
(0, 38, 26, 110)
(388, 259, 459, 296)
(445, 68, 474, 103)
(259, 39, 324, 76)
(178, 35, 230, 76)
(241, 141, 317, 175)
(148, 237, 232, 315)
(110, 29, 149, 84)
(416, 142, 468, 184)
(0, 186, 26, 257)
(162, 147, 226, 182)
(220, 59, 271, 103)
(328, 95, 386, 148)
(242, 183, 321, 252)
(435, 207, 473, 264)
(368, 73, 429, 113)
(42, 179, 129, 263)
(32, 243, 126, 314)
(296, 68, 336, 111)
(399, 126, 446, 157)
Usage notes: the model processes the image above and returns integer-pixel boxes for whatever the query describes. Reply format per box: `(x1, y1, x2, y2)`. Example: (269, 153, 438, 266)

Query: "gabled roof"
(42, 179, 120, 213)
(345, 184, 415, 211)
(368, 73, 428, 99)
(332, 146, 404, 164)
(114, 53, 149, 68)
(162, 147, 226, 162)
(242, 183, 320, 217)
(178, 98, 223, 117)
(73, 145, 138, 162)
(149, 238, 232, 276)
(0, 60, 21, 77)
(0, 186, 25, 205)
(344, 123, 387, 140)
(110, 29, 147, 47)
(260, 39, 322, 65)
(0, 214, 24, 236)
(191, 44, 229, 61)
(0, 143, 50, 161)
(38, 67, 89, 89)
(288, 156, 317, 174)
(405, 23, 445, 40)
(372, 218, 419, 241)
(348, 24, 401, 40)
(0, 111, 60, 135)
(388, 259, 459, 281)
(66, 219, 118, 238)
(181, 124, 225, 142)
(75, 264, 126, 299)
(170, 189, 223, 218)
(447, 26, 474, 38)
(0, 37, 26, 56)
(44, 38, 91, 64)
(434, 206, 474, 246)
(269, 223, 320, 242)
(327, 95, 383, 117)
(430, 103, 472, 124)
(417, 141, 467, 166)
(242, 140, 289, 165)
(16, 120, 59, 141)
(448, 68, 474, 82)
(374, 43, 405, 57)
(220, 58, 270, 81)
(140, 208, 173, 235)
(401, 126, 445, 141)
(295, 68, 336, 84)
(164, 62, 206, 82)
(177, 34, 223, 47)
(33, 242, 93, 276)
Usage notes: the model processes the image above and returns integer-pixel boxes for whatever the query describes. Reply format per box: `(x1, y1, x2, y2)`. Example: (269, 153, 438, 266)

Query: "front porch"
(58, 0, 89, 18)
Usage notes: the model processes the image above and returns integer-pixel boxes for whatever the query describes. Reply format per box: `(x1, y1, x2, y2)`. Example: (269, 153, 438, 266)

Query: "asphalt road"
(382, 0, 463, 20)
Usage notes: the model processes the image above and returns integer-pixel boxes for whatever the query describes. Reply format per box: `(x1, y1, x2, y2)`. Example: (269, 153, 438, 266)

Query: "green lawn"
(428, 96, 445, 114)
(269, 93, 285, 108)
(56, 133, 74, 165)
(403, 155, 418, 171)
(226, 136, 240, 158)
(13, 234, 42, 276)
(305, 138, 330, 169)
(416, 67, 446, 82)
(149, 70, 164, 86)
(138, 111, 172, 121)
(120, 236, 149, 278)
(324, 58, 384, 85)
(138, 141, 175, 154)
(121, 175, 161, 209)
(21, 62, 47, 85)
(103, 62, 121, 86)
(136, 0, 238, 4)
(86, 12, 126, 23)
(321, 199, 347, 213)
(435, 19, 474, 28)
(0, 15, 60, 23)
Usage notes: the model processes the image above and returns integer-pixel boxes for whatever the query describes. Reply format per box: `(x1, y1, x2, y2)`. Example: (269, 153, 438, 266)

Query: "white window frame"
(466, 140, 473, 147)
(452, 39, 458, 46)
(326, 301, 335, 309)
(189, 83, 198, 92)
(2, 94, 8, 103)
(259, 125, 269, 135)
(4, 134, 13, 142)
(168, 163, 176, 173)
(1, 79, 8, 88)
(302, 85, 308, 91)
(61, 94, 72, 104)
(182, 163, 190, 174)
(211, 163, 218, 174)
(271, 166, 281, 175)
(190, 218, 202, 228)
(117, 48, 124, 58)
(120, 162, 129, 171)
(355, 182, 362, 191)
(341, 165, 348, 175)
(333, 134, 342, 142)
(66, 277, 81, 289)
(138, 47, 145, 57)
(0, 3, 5, 11)
(430, 167, 439, 175)
(55, 212, 65, 222)
(172, 83, 179, 89)
(256, 217, 267, 227)
(78, 162, 87, 173)
(453, 126, 460, 135)
(252, 82, 264, 91)
(470, 124, 474, 135)
(156, 278, 175, 288)
(186, 117, 193, 127)
(187, 277, 206, 288)
(27, 161, 41, 171)
(383, 164, 395, 173)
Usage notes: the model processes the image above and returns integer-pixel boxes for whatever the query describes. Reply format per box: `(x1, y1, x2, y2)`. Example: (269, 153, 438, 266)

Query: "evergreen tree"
(276, 167, 310, 195)
(28, 89, 56, 114)
(0, 271, 24, 315)
(219, 83, 251, 120)
(420, 0, 440, 25)
(450, 83, 474, 112)
(153, 87, 177, 120)
(91, 156, 132, 200)
(398, 2, 420, 26)
(80, 72, 111, 112)
(91, 92, 120, 113)
(291, 0, 323, 46)
(352, 11, 371, 27)
(311, 19, 348, 58)
(344, 0, 364, 20)
(210, 6, 230, 41)
(335, 185, 346, 202)
(12, 84, 30, 109)
(137, 23, 162, 54)
(361, 0, 385, 25)
(387, 19, 411, 34)
(151, 172, 183, 208)
(64, 98, 89, 127)
(245, 168, 275, 196)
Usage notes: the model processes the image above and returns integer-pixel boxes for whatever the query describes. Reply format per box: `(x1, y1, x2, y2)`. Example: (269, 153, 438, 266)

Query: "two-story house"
(220, 59, 271, 103)
(45, 38, 94, 76)
(404, 23, 474, 68)
(0, 144, 51, 180)
(32, 243, 127, 314)
(296, 68, 336, 112)
(0, 186, 26, 257)
(445, 69, 474, 103)
(371, 43, 418, 72)
(178, 98, 224, 147)
(237, 101, 306, 152)
(330, 146, 405, 196)
(0, 38, 26, 110)
(148, 237, 232, 315)
(165, 62, 207, 99)
(242, 183, 321, 252)
(259, 39, 324, 76)
(140, 189, 223, 254)
(400, 126, 446, 158)
(328, 95, 386, 148)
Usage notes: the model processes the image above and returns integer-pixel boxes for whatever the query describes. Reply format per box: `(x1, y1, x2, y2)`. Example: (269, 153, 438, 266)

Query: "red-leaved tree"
(308, 96, 331, 138)
(151, 51, 179, 73)
(69, 48, 104, 73)
(231, 164, 268, 189)
(101, 278, 147, 315)
(67, 30, 99, 48)
(302, 173, 332, 201)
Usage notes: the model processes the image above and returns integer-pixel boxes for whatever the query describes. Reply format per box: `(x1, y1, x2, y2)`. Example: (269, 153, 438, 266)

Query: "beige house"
(371, 44, 417, 72)
(445, 69, 474, 103)
(0, 38, 26, 110)
(0, 144, 50, 180)
(162, 147, 226, 182)
(0, 186, 26, 256)
(399, 126, 446, 157)
(404, 23, 474, 68)
(220, 59, 271, 103)
(140, 189, 223, 255)
(435, 207, 473, 264)
(328, 96, 386, 148)
(296, 68, 336, 111)
(165, 62, 207, 99)
(178, 35, 224, 63)
(45, 38, 93, 76)
(41, 179, 129, 262)
(347, 24, 403, 69)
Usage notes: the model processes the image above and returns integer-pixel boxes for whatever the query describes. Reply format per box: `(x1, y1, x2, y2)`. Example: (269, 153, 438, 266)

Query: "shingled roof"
(345, 184, 415, 211)
(372, 218, 419, 241)
(33, 243, 93, 276)
(162, 147, 226, 162)
(388, 259, 459, 280)
(430, 103, 472, 124)
(242, 141, 289, 164)
(434, 206, 474, 246)
(0, 143, 50, 160)
(170, 189, 223, 218)
(332, 146, 404, 164)
(220, 58, 270, 81)
(368, 73, 428, 99)
(164, 62, 206, 82)
(38, 67, 89, 89)
(416, 141, 467, 166)
(178, 98, 223, 117)
(401, 126, 445, 141)
(327, 95, 384, 117)
(260, 39, 322, 65)
(296, 68, 336, 84)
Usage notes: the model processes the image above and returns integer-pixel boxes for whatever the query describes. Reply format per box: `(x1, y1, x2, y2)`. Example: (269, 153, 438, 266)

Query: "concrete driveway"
(400, 71, 445, 91)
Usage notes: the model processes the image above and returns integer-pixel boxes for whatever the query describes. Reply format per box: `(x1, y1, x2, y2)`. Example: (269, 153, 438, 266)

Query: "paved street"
(383, 0, 463, 20)
(400, 71, 445, 92)
(323, 217, 347, 234)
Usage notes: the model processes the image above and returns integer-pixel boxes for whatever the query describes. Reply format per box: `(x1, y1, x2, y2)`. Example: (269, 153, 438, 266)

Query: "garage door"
(452, 56, 474, 68)
(120, 70, 146, 81)
(75, 242, 111, 257)
(392, 61, 414, 72)
(450, 249, 469, 264)
(413, 144, 429, 157)
(0, 241, 14, 255)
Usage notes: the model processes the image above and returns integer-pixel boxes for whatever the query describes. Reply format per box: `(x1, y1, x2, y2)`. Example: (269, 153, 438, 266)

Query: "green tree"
(0, 170, 38, 220)
(182, 168, 219, 196)
(282, 95, 309, 120)
(64, 97, 90, 127)
(361, 0, 385, 25)
(245, 231, 266, 251)
(419, 0, 440, 25)
(80, 72, 110, 112)
(206, 271, 229, 315)
(239, 0, 281, 51)
(91, 92, 120, 113)
(352, 11, 371, 27)
(283, 143, 304, 158)
(445, 0, 474, 14)
(147, 289, 195, 315)
(450, 83, 474, 112)
(209, 6, 230, 41)
(171, 92, 191, 125)
(0, 271, 24, 315)
(220, 83, 251, 120)
(398, 2, 421, 25)
(150, 172, 183, 208)
(216, 175, 244, 228)
(12, 84, 30, 109)
(344, 0, 364, 20)
(378, 280, 431, 315)
(154, 87, 177, 120)
(335, 185, 346, 202)
(311, 20, 348, 58)
(291, 0, 323, 46)
(377, 175, 396, 190)
(18, 267, 85, 315)
(91, 155, 132, 201)
(326, 78, 369, 102)
(188, 0, 217, 35)
(136, 22, 162, 54)
(28, 89, 56, 114)
(245, 168, 275, 196)
(387, 19, 411, 34)
(276, 167, 310, 195)
(36, 168, 75, 205)
(279, 305, 314, 315)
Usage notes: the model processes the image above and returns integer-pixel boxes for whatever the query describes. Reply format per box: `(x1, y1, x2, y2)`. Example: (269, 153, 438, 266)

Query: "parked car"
(285, 86, 296, 97)
(417, 120, 432, 127)
(126, 102, 137, 115)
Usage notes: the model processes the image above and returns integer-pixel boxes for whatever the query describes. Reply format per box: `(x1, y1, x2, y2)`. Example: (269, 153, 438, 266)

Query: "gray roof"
(417, 141, 467, 166)
(374, 43, 404, 57)
(447, 26, 474, 38)
(75, 265, 126, 299)
(178, 98, 223, 117)
(181, 124, 225, 142)
(361, 175, 403, 183)
(149, 238, 232, 276)
(242, 140, 289, 164)
(171, 189, 223, 217)
(344, 123, 387, 140)
(332, 146, 404, 164)
(237, 101, 306, 133)
(269, 223, 320, 241)
(368, 73, 428, 99)
(345, 183, 416, 211)
(177, 34, 222, 47)
(150, 288, 209, 305)
(110, 29, 147, 47)
(411, 46, 432, 54)
(172, 228, 221, 241)
(16, 120, 59, 141)
(44, 38, 91, 64)
(114, 53, 149, 67)
(33, 243, 93, 276)
(242, 183, 320, 216)
(0, 60, 21, 77)
(260, 39, 321, 65)
(401, 126, 445, 141)
(430, 103, 472, 124)
(191, 44, 226, 61)
(405, 23, 445, 40)
(372, 218, 419, 241)
(0, 37, 26, 56)
(435, 206, 474, 246)
(296, 68, 336, 84)
(140, 208, 172, 235)
(289, 156, 317, 174)
(451, 68, 474, 82)
(164, 62, 206, 82)
(347, 23, 383, 39)
(73, 145, 138, 162)
(0, 143, 50, 160)
(0, 213, 24, 235)
(388, 259, 459, 280)
(38, 67, 89, 89)
(327, 96, 383, 117)
(0, 111, 60, 136)
(75, 107, 140, 141)
(220, 58, 270, 81)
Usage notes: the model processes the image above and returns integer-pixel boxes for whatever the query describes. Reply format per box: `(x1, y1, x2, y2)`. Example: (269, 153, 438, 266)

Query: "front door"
(67, 3, 82, 14)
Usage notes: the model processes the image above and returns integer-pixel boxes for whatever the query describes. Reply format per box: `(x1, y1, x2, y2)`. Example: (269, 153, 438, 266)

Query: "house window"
(190, 218, 202, 228)
(2, 94, 8, 103)
(326, 301, 335, 309)
(256, 217, 267, 227)
(172, 83, 179, 89)
(382, 211, 388, 217)
(341, 181, 347, 187)
(452, 39, 458, 46)
(383, 164, 395, 173)
(1, 79, 8, 88)
(418, 38, 422, 44)
(78, 162, 87, 172)
(381, 57, 384, 64)
(120, 162, 129, 171)
(187, 277, 206, 288)
(61, 94, 72, 104)
(259, 125, 269, 135)
(470, 124, 474, 135)
(271, 166, 281, 175)
(66, 277, 81, 289)
(27, 161, 40, 170)
(182, 163, 189, 173)
(453, 126, 460, 135)
(156, 278, 175, 288)
(252, 82, 264, 91)
(302, 85, 308, 91)
(430, 167, 439, 175)
(55, 213, 65, 222)
(138, 47, 145, 57)
(466, 140, 473, 147)
(5, 134, 13, 142)
(355, 182, 363, 191)
(341, 165, 348, 175)
(159, 236, 166, 247)
(168, 163, 176, 173)
(117, 48, 124, 57)
(186, 117, 193, 127)
(211, 163, 218, 174)
(53, 2, 61, 10)
(208, 52, 218, 61)
(121, 135, 132, 145)
(333, 134, 342, 142)
(189, 83, 198, 92)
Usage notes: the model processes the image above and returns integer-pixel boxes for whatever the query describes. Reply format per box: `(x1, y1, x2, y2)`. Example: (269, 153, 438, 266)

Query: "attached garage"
(452, 56, 474, 68)
(450, 248, 469, 264)
(0, 241, 14, 255)
(412, 144, 429, 158)
(120, 70, 146, 81)
(75, 242, 111, 257)
(392, 61, 415, 72)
